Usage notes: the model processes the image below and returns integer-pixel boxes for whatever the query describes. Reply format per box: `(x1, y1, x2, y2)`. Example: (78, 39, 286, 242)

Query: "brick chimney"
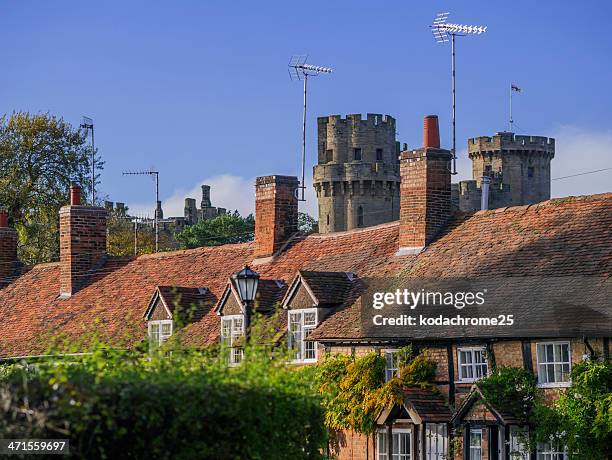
(254, 175, 298, 260)
(59, 184, 107, 298)
(0, 209, 18, 282)
(397, 116, 452, 255)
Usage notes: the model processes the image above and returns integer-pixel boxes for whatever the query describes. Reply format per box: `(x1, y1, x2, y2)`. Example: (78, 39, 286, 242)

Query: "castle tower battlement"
(460, 132, 555, 210)
(314, 113, 400, 233)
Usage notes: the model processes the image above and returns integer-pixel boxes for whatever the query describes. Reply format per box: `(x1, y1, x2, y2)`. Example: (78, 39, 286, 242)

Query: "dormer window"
(288, 308, 317, 362)
(144, 286, 213, 351)
(283, 270, 358, 364)
(215, 270, 285, 367)
(221, 315, 244, 365)
(148, 320, 173, 347)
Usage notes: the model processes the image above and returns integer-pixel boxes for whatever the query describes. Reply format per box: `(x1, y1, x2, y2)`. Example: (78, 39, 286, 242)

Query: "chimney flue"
(481, 176, 491, 210)
(423, 115, 440, 149)
(70, 184, 82, 206)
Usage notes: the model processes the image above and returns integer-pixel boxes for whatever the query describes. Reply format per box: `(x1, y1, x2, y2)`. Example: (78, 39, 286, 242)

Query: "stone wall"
(314, 114, 400, 233)
(457, 132, 555, 211)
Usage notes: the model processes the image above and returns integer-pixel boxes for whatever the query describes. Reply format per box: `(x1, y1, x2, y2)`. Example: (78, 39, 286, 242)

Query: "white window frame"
(537, 441, 567, 460)
(457, 347, 488, 382)
(148, 319, 173, 347)
(377, 428, 388, 460)
(378, 427, 413, 460)
(469, 428, 483, 460)
(510, 426, 530, 460)
(384, 349, 401, 382)
(391, 428, 412, 460)
(288, 308, 318, 363)
(424, 423, 448, 460)
(221, 314, 245, 366)
(536, 341, 571, 388)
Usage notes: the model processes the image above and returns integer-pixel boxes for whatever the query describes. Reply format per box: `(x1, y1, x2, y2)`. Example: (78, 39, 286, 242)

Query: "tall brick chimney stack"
(59, 184, 107, 298)
(254, 175, 298, 260)
(0, 209, 18, 282)
(397, 116, 452, 255)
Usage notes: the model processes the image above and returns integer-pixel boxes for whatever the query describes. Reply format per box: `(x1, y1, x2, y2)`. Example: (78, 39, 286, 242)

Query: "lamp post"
(232, 266, 260, 329)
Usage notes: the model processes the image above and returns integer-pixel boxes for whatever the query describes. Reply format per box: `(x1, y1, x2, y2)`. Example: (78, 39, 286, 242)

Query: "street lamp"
(232, 266, 260, 305)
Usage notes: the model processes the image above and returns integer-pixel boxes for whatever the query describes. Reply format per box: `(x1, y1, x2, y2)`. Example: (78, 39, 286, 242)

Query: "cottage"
(0, 119, 610, 460)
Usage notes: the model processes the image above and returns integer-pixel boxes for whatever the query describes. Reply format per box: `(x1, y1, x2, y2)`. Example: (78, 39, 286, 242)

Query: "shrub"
(478, 366, 538, 424)
(0, 343, 326, 460)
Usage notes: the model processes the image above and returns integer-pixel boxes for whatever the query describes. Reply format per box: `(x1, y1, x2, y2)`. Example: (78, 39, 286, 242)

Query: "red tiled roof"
(0, 221, 404, 357)
(310, 193, 612, 341)
(1, 193, 610, 357)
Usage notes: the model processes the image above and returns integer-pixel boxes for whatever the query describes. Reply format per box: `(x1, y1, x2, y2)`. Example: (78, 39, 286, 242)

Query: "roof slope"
(1, 193, 610, 357)
(0, 221, 403, 357)
(311, 193, 612, 341)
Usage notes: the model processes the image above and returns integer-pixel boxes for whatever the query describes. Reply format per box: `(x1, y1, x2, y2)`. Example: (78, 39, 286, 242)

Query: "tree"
(107, 206, 179, 256)
(0, 112, 100, 264)
(533, 360, 612, 459)
(176, 211, 255, 248)
(298, 212, 318, 234)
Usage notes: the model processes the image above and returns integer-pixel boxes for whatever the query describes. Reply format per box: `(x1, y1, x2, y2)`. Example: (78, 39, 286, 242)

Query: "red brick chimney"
(254, 175, 298, 260)
(0, 209, 18, 282)
(59, 184, 107, 298)
(397, 116, 452, 255)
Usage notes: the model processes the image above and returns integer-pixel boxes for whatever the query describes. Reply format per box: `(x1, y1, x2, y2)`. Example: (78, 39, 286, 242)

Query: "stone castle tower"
(184, 185, 226, 225)
(313, 114, 400, 233)
(454, 132, 555, 211)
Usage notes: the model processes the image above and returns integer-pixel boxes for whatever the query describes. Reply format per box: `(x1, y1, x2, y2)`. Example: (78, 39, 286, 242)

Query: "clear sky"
(1, 0, 610, 218)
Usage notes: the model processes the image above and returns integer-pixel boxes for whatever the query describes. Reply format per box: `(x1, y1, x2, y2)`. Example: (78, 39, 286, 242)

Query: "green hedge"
(0, 344, 326, 460)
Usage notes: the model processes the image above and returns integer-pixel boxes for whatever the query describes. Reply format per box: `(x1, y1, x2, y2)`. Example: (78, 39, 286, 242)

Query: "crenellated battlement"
(318, 113, 396, 129)
(469, 132, 555, 156)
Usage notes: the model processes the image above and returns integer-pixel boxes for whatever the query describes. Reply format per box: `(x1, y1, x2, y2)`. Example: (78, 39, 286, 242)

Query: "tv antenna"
(430, 12, 487, 175)
(288, 55, 333, 201)
(122, 169, 160, 252)
(80, 116, 96, 204)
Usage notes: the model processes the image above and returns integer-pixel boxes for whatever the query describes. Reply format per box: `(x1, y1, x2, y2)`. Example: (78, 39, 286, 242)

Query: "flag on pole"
(511, 84, 522, 92)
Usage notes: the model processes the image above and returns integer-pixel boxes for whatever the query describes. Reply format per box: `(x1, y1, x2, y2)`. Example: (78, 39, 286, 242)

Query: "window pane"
(561, 344, 569, 362)
(161, 322, 171, 335)
(546, 344, 554, 362)
(303, 311, 316, 326)
(305, 340, 316, 360)
(547, 364, 555, 382)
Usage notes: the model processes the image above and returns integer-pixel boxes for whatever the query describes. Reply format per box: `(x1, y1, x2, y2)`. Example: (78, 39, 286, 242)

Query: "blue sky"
(1, 0, 610, 218)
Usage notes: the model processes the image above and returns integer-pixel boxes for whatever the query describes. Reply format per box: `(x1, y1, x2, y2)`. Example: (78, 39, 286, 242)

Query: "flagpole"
(509, 83, 513, 132)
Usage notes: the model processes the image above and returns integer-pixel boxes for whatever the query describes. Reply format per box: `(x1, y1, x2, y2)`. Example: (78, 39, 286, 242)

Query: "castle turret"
(313, 113, 400, 233)
(458, 132, 555, 210)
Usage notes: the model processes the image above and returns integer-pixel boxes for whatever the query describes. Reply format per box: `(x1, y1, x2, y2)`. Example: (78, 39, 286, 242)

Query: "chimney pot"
(70, 184, 82, 206)
(0, 209, 8, 228)
(423, 115, 440, 149)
